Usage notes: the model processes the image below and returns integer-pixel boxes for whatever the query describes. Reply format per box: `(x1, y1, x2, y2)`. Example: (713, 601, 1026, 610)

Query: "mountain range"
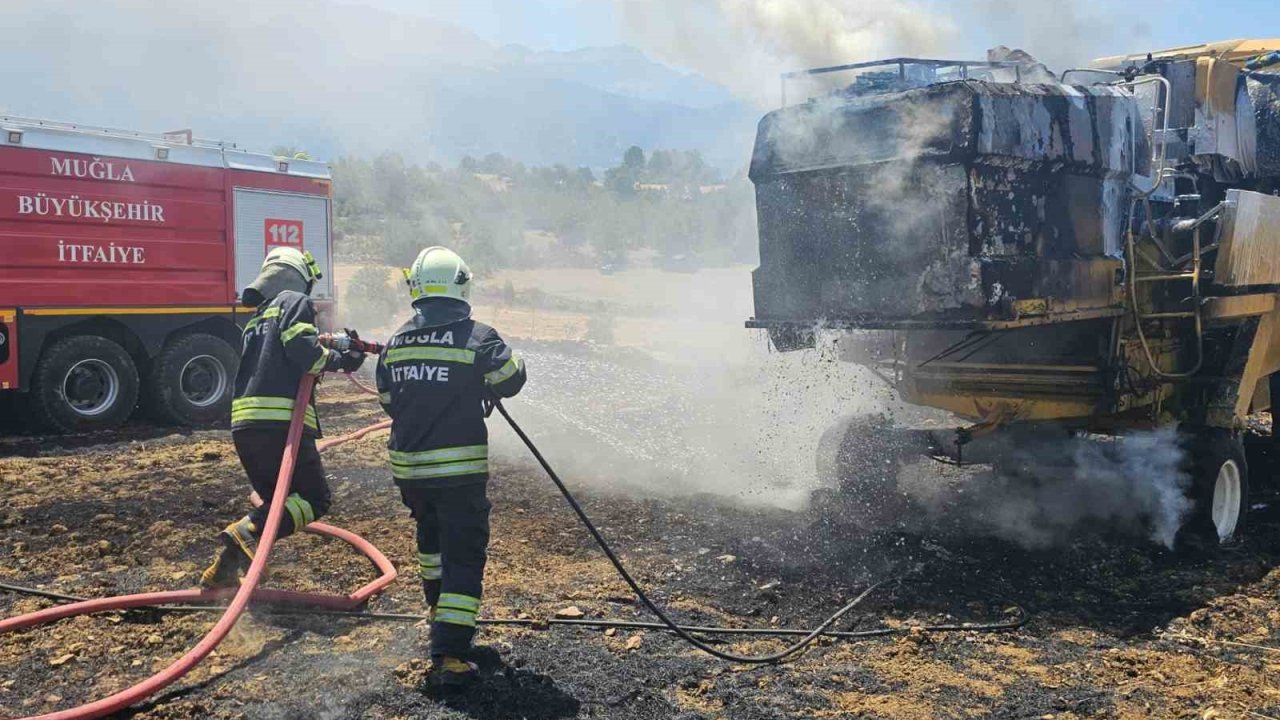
(0, 0, 759, 171)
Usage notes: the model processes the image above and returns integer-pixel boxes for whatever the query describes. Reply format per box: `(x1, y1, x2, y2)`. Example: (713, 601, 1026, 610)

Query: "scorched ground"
(4, 367, 1280, 719)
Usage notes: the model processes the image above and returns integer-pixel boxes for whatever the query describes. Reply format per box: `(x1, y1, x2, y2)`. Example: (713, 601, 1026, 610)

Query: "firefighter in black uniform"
(201, 247, 364, 589)
(376, 246, 526, 686)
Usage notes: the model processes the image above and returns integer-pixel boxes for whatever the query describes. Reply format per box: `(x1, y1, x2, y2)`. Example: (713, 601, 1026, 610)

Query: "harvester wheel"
(1181, 429, 1248, 547)
(812, 415, 928, 532)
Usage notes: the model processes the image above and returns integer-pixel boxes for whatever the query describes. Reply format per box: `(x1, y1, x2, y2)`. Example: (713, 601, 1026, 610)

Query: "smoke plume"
(898, 428, 1194, 549)
(613, 0, 1151, 107)
(613, 0, 956, 105)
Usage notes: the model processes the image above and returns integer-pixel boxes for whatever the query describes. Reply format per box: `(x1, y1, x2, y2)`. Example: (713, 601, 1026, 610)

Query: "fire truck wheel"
(1179, 429, 1248, 549)
(146, 334, 238, 426)
(31, 335, 140, 433)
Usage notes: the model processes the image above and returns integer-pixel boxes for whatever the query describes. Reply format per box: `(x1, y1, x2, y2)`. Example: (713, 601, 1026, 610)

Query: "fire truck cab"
(0, 117, 334, 432)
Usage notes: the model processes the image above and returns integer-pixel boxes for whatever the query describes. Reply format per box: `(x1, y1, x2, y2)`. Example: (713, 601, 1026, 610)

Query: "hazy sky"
(370, 0, 1278, 63)
(371, 0, 623, 50)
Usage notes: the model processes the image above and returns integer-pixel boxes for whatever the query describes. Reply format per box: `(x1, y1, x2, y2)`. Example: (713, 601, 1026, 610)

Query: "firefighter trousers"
(232, 428, 332, 539)
(399, 483, 491, 658)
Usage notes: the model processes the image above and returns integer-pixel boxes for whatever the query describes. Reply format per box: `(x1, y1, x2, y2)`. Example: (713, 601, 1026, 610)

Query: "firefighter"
(200, 247, 364, 589)
(376, 246, 526, 687)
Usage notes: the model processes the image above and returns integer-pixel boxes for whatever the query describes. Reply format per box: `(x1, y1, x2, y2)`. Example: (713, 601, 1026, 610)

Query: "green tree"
(383, 214, 452, 267)
(340, 265, 402, 332)
(647, 149, 673, 181)
(329, 145, 757, 275)
(623, 145, 646, 171)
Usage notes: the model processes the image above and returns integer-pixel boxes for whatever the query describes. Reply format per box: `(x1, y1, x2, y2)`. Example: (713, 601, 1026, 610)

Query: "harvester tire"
(31, 334, 139, 433)
(145, 334, 238, 426)
(1180, 429, 1248, 548)
(812, 415, 926, 532)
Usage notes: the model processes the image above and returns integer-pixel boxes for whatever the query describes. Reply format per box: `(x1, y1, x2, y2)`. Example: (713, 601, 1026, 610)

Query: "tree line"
(330, 146, 758, 274)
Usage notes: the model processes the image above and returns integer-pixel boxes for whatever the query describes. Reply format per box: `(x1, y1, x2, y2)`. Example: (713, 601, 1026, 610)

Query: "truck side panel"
(0, 146, 231, 308)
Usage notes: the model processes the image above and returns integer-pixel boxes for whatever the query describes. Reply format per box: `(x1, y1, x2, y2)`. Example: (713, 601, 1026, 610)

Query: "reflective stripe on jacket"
(376, 298, 527, 488)
(232, 290, 340, 436)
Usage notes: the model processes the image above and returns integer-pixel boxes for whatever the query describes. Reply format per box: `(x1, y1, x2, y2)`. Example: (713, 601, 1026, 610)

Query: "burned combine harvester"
(748, 41, 1280, 545)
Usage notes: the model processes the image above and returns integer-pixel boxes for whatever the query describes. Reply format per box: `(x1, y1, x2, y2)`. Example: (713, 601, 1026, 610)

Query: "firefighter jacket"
(231, 290, 341, 436)
(376, 298, 527, 488)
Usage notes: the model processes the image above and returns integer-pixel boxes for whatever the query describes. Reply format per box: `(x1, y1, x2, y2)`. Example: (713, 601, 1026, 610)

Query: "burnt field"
(5, 371, 1280, 719)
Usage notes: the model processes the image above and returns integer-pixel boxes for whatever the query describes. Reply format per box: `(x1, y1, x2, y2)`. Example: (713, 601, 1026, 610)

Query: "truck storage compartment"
(232, 187, 333, 302)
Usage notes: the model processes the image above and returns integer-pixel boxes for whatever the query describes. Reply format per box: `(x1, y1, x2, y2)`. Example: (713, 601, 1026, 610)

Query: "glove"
(340, 351, 365, 373)
(339, 328, 365, 372)
(481, 384, 500, 417)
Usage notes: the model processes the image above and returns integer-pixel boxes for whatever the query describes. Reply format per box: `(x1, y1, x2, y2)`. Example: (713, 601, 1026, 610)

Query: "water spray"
(1, 369, 1026, 717)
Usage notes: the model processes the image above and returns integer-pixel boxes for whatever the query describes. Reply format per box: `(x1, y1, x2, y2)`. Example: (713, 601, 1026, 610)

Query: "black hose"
(0, 582, 1025, 640)
(0, 581, 83, 604)
(492, 400, 1019, 663)
(0, 401, 1029, 661)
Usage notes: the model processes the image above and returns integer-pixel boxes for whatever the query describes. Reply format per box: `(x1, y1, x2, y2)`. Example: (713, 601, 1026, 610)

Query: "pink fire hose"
(0, 373, 395, 720)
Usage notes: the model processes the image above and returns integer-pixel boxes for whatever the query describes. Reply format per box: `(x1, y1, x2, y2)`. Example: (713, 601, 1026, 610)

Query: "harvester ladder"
(1119, 71, 1211, 380)
(1126, 201, 1229, 380)
(1128, 226, 1203, 379)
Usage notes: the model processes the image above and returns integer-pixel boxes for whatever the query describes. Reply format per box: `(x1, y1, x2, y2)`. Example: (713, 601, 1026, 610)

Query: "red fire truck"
(0, 117, 335, 432)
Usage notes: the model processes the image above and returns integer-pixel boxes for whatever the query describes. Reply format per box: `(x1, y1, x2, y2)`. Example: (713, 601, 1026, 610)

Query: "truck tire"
(145, 334, 238, 426)
(31, 335, 139, 433)
(1180, 429, 1248, 548)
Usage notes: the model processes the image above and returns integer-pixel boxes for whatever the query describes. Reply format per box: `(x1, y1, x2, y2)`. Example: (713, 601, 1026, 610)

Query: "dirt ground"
(3, 377, 1280, 719)
(5, 267, 1280, 718)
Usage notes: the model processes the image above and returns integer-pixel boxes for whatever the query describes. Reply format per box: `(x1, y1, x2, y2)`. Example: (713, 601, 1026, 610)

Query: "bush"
(585, 308, 615, 345)
(340, 265, 404, 333)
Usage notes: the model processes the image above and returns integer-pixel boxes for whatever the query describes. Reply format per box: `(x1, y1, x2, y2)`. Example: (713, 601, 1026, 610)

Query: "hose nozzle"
(319, 332, 385, 355)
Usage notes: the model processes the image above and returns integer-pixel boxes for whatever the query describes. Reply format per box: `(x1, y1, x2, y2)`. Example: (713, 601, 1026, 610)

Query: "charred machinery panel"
(750, 81, 1146, 324)
(1215, 189, 1280, 287)
(1248, 72, 1280, 177)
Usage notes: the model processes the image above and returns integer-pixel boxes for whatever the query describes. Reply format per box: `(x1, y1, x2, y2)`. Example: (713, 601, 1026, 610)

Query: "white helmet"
(403, 246, 472, 303)
(262, 247, 323, 285)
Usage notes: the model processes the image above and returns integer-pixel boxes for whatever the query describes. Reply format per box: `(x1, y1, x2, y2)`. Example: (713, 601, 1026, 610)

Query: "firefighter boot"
(220, 517, 259, 561)
(199, 545, 247, 589)
(428, 656, 479, 688)
(199, 517, 257, 589)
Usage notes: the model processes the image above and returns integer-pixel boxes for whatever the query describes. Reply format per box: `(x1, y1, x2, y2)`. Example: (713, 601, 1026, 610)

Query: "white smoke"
(613, 0, 956, 105)
(972, 0, 1152, 78)
(716, 0, 956, 72)
(900, 428, 1194, 549)
(613, 0, 1152, 107)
